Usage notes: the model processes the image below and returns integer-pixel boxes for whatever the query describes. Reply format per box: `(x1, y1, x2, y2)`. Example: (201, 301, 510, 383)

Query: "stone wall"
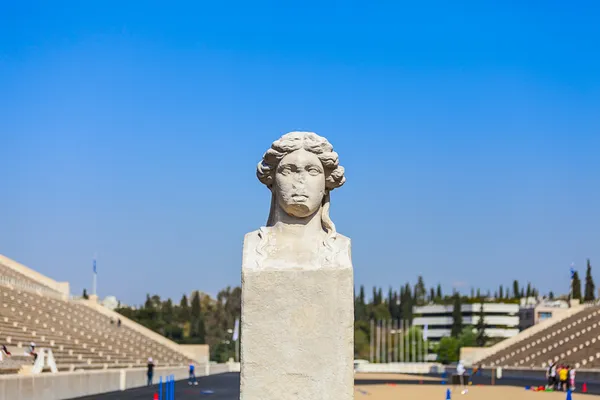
(355, 362, 445, 374)
(0, 254, 70, 299)
(179, 344, 209, 363)
(0, 363, 234, 400)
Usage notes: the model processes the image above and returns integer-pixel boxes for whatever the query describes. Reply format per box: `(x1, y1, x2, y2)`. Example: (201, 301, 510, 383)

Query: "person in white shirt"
(456, 361, 467, 394)
(569, 367, 576, 391)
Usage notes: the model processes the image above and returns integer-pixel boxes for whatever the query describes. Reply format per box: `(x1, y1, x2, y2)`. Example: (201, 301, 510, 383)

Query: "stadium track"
(75, 371, 600, 399)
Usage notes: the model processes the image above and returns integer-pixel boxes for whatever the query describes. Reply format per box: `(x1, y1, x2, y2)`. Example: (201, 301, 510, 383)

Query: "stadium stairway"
(0, 257, 195, 373)
(477, 304, 600, 369)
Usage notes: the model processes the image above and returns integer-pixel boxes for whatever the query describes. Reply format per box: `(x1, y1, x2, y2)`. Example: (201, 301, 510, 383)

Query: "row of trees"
(111, 261, 594, 363)
(571, 259, 596, 302)
(354, 277, 541, 327)
(115, 287, 241, 362)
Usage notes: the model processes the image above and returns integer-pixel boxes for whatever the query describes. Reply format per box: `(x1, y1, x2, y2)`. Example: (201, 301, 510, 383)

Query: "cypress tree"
(190, 291, 206, 342)
(572, 271, 582, 301)
(436, 284, 442, 301)
(429, 288, 435, 303)
(499, 285, 504, 299)
(451, 294, 463, 338)
(401, 283, 413, 323)
(414, 276, 426, 306)
(526, 283, 532, 298)
(513, 280, 520, 299)
(179, 294, 190, 320)
(475, 301, 487, 346)
(585, 259, 595, 302)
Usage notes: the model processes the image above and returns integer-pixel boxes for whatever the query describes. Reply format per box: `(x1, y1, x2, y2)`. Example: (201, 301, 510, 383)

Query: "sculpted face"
(274, 148, 326, 218)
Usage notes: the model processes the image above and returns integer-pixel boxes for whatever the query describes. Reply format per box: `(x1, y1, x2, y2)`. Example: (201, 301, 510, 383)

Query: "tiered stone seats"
(479, 306, 600, 369)
(0, 264, 192, 372)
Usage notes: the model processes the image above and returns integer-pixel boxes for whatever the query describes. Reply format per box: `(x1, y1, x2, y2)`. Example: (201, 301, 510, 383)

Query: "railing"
(0, 276, 64, 300)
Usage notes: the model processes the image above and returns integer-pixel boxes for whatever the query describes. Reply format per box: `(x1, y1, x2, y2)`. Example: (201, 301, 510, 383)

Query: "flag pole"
(92, 259, 97, 296)
(369, 319, 374, 363)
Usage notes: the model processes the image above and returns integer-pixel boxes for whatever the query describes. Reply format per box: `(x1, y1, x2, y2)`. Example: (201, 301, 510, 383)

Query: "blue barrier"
(160, 375, 176, 400)
(159, 376, 163, 400)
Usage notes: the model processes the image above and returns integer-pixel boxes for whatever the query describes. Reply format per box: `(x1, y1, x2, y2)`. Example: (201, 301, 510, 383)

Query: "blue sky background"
(1, 1, 599, 305)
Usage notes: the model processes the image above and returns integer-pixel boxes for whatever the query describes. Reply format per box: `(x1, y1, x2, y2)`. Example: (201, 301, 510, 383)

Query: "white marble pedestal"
(240, 265, 354, 400)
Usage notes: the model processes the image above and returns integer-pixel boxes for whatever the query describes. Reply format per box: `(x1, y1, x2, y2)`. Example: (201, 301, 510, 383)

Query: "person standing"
(569, 366, 576, 391)
(456, 360, 467, 394)
(559, 364, 568, 391)
(549, 362, 557, 390)
(147, 357, 155, 386)
(29, 342, 37, 362)
(188, 362, 198, 385)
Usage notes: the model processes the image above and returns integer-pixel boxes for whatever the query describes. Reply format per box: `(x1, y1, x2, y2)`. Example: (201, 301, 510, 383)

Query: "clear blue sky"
(1, 1, 599, 306)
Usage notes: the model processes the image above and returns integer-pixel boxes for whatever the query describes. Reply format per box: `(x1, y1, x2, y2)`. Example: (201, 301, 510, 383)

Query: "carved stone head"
(257, 132, 346, 228)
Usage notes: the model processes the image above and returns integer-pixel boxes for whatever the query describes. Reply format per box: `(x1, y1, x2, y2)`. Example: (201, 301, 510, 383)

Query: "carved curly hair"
(256, 132, 346, 253)
(257, 131, 346, 191)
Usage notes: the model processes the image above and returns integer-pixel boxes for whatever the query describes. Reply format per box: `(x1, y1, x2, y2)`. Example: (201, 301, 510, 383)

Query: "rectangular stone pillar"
(240, 266, 354, 400)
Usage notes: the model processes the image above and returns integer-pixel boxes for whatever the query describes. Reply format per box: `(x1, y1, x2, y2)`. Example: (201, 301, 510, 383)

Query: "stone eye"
(279, 165, 292, 175)
(307, 167, 321, 176)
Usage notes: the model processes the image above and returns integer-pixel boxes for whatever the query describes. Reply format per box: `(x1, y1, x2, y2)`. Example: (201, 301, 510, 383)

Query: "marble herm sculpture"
(240, 132, 354, 400)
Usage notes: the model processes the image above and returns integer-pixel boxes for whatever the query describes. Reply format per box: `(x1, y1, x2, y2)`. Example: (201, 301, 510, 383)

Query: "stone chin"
(280, 201, 319, 219)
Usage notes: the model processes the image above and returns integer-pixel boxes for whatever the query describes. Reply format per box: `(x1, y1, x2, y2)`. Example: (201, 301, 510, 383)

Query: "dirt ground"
(354, 374, 600, 400)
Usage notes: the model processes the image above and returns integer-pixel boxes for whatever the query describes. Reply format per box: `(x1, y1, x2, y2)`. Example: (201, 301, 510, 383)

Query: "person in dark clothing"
(1, 344, 11, 356)
(147, 357, 155, 385)
(117, 319, 121, 327)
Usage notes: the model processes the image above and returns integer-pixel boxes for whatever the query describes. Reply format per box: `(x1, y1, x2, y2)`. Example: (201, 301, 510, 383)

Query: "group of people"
(547, 361, 576, 391)
(0, 342, 37, 363)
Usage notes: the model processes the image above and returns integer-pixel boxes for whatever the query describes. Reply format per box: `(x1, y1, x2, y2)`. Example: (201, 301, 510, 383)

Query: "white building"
(412, 303, 520, 341)
(518, 297, 569, 330)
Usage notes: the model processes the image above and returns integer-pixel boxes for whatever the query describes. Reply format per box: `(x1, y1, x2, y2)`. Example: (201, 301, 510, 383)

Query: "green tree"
(585, 259, 595, 302)
(355, 285, 368, 321)
(451, 294, 463, 338)
(475, 302, 487, 346)
(190, 291, 206, 342)
(179, 294, 190, 321)
(512, 280, 520, 299)
(572, 271, 582, 301)
(458, 326, 477, 348)
(525, 282, 532, 298)
(499, 285, 504, 299)
(401, 283, 413, 323)
(429, 288, 435, 303)
(372, 303, 392, 321)
(414, 276, 426, 306)
(549, 291, 555, 300)
(82, 289, 89, 299)
(437, 337, 460, 364)
(436, 284, 442, 301)
(354, 320, 370, 359)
